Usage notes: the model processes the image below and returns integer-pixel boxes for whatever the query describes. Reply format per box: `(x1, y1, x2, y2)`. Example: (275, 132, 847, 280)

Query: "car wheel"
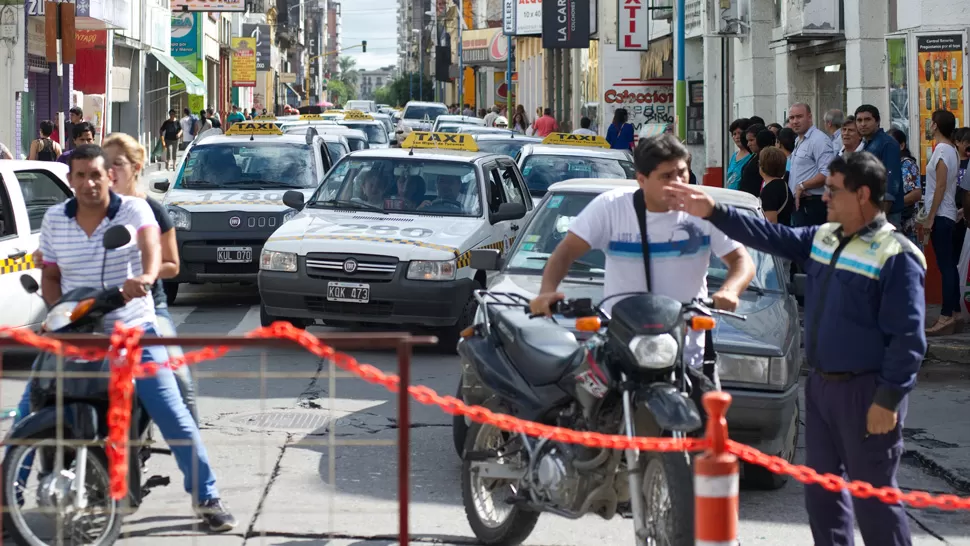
(260, 303, 308, 330)
(452, 377, 469, 457)
(163, 282, 179, 306)
(743, 402, 800, 490)
(436, 292, 478, 354)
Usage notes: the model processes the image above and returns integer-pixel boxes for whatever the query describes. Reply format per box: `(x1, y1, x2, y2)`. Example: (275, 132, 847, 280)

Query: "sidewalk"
(922, 304, 970, 381)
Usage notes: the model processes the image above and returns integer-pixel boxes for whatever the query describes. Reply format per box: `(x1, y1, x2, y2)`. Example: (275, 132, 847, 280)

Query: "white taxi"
(336, 110, 391, 149)
(258, 131, 534, 350)
(151, 121, 333, 303)
(516, 133, 637, 204)
(431, 115, 485, 133)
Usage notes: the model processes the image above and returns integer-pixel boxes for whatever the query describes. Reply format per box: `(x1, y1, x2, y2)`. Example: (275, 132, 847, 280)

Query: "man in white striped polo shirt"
(31, 144, 237, 531)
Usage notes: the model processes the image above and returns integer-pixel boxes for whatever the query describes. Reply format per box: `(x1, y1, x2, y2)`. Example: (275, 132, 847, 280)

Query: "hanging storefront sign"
(503, 0, 542, 36)
(171, 12, 206, 111)
(617, 0, 649, 51)
(915, 33, 966, 175)
(241, 23, 270, 72)
(601, 43, 674, 142)
(541, 0, 589, 49)
(231, 37, 257, 87)
(461, 28, 509, 66)
(170, 0, 245, 12)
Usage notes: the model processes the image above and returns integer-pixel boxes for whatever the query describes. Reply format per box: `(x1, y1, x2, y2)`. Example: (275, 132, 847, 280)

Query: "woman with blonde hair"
(101, 133, 199, 423)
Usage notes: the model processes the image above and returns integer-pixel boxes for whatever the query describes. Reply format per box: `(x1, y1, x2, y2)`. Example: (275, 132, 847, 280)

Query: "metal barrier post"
(397, 341, 411, 546)
(694, 392, 739, 546)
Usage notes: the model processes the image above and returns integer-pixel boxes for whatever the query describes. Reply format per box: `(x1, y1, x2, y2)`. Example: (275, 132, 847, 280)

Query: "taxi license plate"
(327, 282, 370, 303)
(217, 247, 253, 263)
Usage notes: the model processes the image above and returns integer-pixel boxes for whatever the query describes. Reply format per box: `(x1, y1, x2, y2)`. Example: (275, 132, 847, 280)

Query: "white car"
(396, 101, 449, 136)
(337, 118, 391, 149)
(0, 161, 72, 331)
(432, 115, 485, 133)
(297, 126, 370, 152)
(258, 131, 534, 350)
(516, 134, 637, 203)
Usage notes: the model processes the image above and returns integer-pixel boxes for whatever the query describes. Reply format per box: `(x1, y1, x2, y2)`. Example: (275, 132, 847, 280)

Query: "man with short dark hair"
(226, 104, 246, 126)
(572, 117, 596, 136)
(855, 104, 904, 228)
(64, 106, 83, 150)
(160, 110, 182, 171)
(56, 121, 96, 165)
(664, 151, 926, 546)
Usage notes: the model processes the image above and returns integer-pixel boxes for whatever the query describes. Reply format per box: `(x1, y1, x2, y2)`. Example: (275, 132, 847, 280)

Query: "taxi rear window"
(520, 155, 636, 195)
(340, 123, 388, 144)
(174, 142, 320, 190)
(309, 158, 482, 217)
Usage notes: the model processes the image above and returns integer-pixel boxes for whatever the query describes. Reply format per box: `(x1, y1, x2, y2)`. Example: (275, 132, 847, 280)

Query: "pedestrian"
(923, 110, 962, 335)
(767, 122, 783, 136)
(227, 105, 246, 126)
(462, 103, 474, 117)
(27, 120, 62, 161)
(207, 107, 222, 128)
(483, 106, 500, 127)
(726, 118, 752, 191)
(888, 128, 923, 248)
(198, 109, 213, 133)
(180, 108, 199, 150)
(838, 115, 864, 156)
(757, 146, 794, 226)
(788, 102, 836, 227)
(854, 105, 905, 229)
(160, 110, 182, 171)
(664, 151, 926, 546)
(511, 109, 529, 134)
(823, 109, 845, 154)
(777, 127, 796, 176)
(605, 108, 635, 151)
(739, 124, 776, 198)
(572, 117, 597, 136)
(64, 107, 83, 151)
(56, 122, 96, 165)
(532, 108, 560, 138)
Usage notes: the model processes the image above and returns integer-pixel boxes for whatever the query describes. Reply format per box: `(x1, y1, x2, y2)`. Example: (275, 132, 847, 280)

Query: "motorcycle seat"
(492, 308, 584, 386)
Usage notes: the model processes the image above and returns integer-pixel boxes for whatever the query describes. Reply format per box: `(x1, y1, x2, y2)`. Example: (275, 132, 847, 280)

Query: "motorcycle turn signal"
(689, 316, 716, 330)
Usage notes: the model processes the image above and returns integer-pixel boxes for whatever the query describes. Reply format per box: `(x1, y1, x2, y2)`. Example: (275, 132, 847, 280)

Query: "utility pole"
(674, 0, 686, 140)
(457, 0, 464, 109)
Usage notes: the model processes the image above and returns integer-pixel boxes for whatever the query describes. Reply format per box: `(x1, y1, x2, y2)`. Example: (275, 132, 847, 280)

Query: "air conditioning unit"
(715, 0, 748, 36)
(652, 0, 673, 21)
(784, 0, 842, 41)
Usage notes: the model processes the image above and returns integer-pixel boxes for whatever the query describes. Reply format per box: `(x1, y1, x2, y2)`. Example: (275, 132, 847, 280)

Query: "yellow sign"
(343, 110, 374, 121)
(230, 37, 256, 88)
(300, 114, 325, 120)
(400, 131, 479, 152)
(254, 115, 277, 121)
(541, 133, 611, 148)
(224, 121, 284, 136)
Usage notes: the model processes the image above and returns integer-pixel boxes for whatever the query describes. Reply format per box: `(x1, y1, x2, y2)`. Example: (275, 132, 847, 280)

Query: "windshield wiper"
(527, 256, 602, 271)
(310, 199, 387, 214)
(182, 181, 221, 188)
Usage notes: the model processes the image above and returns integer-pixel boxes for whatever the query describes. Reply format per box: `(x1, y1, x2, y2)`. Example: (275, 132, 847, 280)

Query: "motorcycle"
(1, 225, 161, 546)
(456, 290, 744, 546)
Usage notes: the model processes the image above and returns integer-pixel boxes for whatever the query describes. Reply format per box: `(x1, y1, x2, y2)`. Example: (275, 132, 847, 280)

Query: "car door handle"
(510, 225, 520, 231)
(7, 250, 27, 260)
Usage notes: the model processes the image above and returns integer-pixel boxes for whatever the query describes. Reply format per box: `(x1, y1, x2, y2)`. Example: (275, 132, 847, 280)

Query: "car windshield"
(345, 137, 368, 151)
(521, 155, 637, 196)
(437, 124, 462, 133)
(174, 142, 318, 189)
(505, 192, 782, 290)
(404, 105, 447, 120)
(475, 139, 530, 158)
(340, 123, 388, 144)
(308, 157, 482, 217)
(325, 142, 348, 161)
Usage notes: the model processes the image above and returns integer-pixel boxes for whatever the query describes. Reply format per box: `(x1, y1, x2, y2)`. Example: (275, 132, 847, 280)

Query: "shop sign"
(170, 0, 245, 12)
(231, 36, 257, 87)
(541, 0, 589, 49)
(461, 28, 508, 65)
(504, 0, 542, 36)
(27, 17, 45, 57)
(915, 33, 966, 175)
(171, 12, 204, 93)
(603, 77, 674, 139)
(241, 23, 270, 72)
(617, 0, 648, 51)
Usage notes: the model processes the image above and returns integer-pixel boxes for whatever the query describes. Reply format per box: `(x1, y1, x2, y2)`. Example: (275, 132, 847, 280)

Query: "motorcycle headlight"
(43, 301, 84, 331)
(167, 205, 191, 230)
(260, 250, 298, 272)
(628, 334, 679, 370)
(407, 260, 457, 281)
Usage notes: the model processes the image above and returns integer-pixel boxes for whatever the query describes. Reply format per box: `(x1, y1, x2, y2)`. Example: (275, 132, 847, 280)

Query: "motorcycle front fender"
(8, 403, 100, 441)
(635, 383, 702, 434)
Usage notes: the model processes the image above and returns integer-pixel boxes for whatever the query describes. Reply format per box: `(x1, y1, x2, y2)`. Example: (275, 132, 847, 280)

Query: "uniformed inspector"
(664, 151, 925, 546)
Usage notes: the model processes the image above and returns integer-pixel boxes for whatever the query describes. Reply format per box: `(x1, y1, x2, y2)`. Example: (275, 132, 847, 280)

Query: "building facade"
(358, 66, 398, 100)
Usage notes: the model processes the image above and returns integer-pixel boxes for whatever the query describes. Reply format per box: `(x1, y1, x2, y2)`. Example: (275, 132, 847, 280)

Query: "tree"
(327, 80, 355, 105)
(383, 73, 434, 107)
(337, 56, 359, 92)
(373, 86, 395, 107)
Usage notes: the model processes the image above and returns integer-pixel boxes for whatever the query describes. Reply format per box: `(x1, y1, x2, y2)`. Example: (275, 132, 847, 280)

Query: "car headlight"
(407, 260, 457, 281)
(628, 334, 679, 370)
(260, 250, 298, 272)
(717, 353, 772, 385)
(43, 301, 82, 332)
(167, 205, 191, 230)
(282, 209, 298, 223)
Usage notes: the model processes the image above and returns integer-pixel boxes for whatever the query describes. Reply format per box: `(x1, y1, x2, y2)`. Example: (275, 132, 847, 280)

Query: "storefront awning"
(284, 82, 302, 100)
(150, 52, 206, 96)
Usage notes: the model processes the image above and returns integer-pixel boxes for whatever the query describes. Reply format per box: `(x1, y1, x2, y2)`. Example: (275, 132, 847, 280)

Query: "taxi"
(516, 133, 636, 204)
(298, 125, 369, 151)
(258, 131, 533, 350)
(471, 133, 542, 158)
(336, 110, 391, 149)
(431, 115, 485, 133)
(151, 120, 333, 303)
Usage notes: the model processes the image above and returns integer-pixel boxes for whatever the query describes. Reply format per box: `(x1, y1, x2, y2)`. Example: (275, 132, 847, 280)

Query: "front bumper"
(172, 229, 275, 283)
(259, 262, 477, 327)
(723, 381, 799, 456)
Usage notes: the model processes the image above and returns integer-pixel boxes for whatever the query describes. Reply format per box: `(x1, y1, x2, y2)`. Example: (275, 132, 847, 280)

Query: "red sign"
(618, 0, 649, 51)
(76, 30, 108, 49)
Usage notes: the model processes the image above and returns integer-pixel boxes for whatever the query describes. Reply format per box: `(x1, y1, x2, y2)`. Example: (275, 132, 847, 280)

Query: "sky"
(340, 0, 399, 71)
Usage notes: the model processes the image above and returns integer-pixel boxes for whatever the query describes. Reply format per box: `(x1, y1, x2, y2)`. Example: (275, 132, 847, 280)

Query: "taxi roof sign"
(400, 131, 479, 152)
(300, 114, 326, 120)
(342, 109, 374, 121)
(254, 114, 277, 121)
(541, 132, 611, 148)
(224, 121, 284, 136)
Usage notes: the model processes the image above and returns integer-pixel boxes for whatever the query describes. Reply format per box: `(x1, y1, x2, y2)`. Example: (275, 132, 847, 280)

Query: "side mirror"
(470, 249, 503, 271)
(282, 190, 306, 211)
(395, 129, 404, 134)
(20, 275, 39, 294)
(490, 202, 527, 224)
(791, 273, 807, 298)
(103, 224, 132, 250)
(150, 179, 171, 193)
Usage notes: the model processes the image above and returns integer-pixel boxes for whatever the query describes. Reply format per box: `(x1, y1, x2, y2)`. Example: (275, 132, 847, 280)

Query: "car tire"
(437, 294, 478, 354)
(260, 303, 309, 330)
(743, 401, 800, 490)
(163, 282, 179, 306)
(452, 377, 468, 457)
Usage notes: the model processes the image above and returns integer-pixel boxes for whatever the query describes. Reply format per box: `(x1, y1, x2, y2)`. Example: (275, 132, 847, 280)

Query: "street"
(2, 283, 969, 545)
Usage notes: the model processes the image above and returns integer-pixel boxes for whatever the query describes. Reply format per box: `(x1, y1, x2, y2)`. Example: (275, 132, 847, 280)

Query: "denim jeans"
(931, 216, 960, 317)
(155, 305, 199, 425)
(11, 324, 219, 502)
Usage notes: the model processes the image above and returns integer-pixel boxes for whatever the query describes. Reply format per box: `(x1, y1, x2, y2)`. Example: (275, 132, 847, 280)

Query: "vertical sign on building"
(231, 37, 257, 87)
(916, 33, 966, 175)
(540, 0, 588, 49)
(172, 12, 205, 112)
(617, 0, 649, 51)
(503, 0, 516, 35)
(242, 23, 271, 71)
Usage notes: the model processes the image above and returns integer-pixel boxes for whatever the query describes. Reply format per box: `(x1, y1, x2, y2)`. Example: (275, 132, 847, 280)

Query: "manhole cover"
(224, 411, 333, 432)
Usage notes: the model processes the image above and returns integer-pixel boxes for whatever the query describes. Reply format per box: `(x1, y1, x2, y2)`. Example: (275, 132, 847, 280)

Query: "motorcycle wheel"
(452, 378, 468, 457)
(2, 438, 124, 546)
(461, 415, 538, 545)
(639, 451, 694, 546)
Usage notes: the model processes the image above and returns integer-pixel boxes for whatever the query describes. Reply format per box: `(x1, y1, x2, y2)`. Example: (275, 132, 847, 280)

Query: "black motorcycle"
(2, 225, 160, 546)
(455, 289, 744, 546)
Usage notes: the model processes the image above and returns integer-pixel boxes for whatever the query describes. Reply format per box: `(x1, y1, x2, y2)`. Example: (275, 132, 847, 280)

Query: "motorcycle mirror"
(20, 274, 40, 294)
(103, 225, 133, 250)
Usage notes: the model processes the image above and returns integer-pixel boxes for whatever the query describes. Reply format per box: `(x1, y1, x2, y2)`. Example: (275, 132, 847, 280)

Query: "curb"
(925, 337, 970, 366)
(902, 449, 970, 494)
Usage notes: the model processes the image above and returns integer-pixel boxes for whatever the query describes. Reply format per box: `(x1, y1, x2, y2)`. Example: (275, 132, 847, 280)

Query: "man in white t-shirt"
(530, 133, 755, 369)
(179, 108, 198, 150)
(572, 117, 597, 136)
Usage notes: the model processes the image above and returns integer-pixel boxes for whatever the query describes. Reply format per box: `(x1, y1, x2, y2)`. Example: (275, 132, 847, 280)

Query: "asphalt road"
(2, 283, 970, 545)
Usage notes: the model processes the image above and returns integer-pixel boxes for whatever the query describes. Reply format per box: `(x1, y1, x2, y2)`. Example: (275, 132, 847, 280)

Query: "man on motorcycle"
(22, 144, 237, 532)
(529, 133, 755, 373)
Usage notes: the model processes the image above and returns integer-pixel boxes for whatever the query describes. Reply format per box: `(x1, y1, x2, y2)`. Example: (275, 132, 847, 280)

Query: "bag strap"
(632, 189, 652, 292)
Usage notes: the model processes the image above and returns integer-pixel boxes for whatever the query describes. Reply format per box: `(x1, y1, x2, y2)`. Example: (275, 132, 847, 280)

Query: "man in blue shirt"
(664, 152, 924, 546)
(855, 105, 905, 229)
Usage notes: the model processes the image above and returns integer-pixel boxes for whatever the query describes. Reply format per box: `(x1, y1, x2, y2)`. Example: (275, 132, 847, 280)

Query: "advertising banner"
(231, 37, 257, 87)
(601, 53, 674, 144)
(170, 0, 245, 12)
(461, 28, 509, 66)
(241, 23, 271, 72)
(916, 33, 965, 175)
(617, 0, 649, 51)
(504, 0, 542, 36)
(171, 12, 205, 110)
(541, 0, 588, 49)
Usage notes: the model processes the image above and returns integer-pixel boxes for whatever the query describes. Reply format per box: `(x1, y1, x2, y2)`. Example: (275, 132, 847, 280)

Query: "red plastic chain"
(4, 322, 970, 512)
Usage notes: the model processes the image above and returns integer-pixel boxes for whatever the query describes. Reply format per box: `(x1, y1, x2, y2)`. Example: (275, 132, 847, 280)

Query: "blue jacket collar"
(65, 191, 122, 220)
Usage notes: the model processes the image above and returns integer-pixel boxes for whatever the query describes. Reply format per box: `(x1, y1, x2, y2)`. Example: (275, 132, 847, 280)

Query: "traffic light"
(361, 40, 367, 53)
